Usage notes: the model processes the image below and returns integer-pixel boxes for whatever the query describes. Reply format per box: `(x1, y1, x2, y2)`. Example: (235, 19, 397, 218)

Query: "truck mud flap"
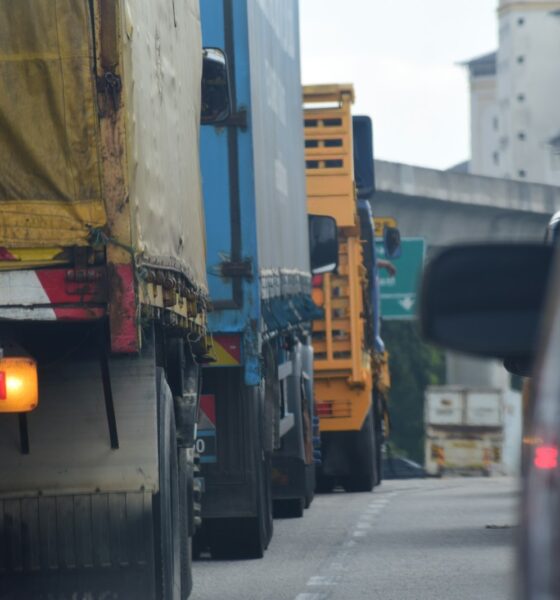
(196, 368, 272, 558)
(0, 491, 156, 600)
(199, 368, 255, 518)
(271, 342, 310, 502)
(271, 455, 306, 500)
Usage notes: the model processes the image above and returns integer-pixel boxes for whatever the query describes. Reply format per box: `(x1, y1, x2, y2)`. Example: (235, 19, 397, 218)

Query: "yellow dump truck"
(304, 85, 395, 492)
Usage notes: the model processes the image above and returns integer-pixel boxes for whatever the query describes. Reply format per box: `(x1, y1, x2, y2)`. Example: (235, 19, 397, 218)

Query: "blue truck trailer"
(195, 0, 336, 558)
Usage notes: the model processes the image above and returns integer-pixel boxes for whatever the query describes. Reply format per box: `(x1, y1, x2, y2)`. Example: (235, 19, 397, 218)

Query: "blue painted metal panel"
(360, 200, 385, 353)
(201, 1, 261, 384)
(353, 116, 384, 352)
(200, 3, 231, 306)
(246, 0, 310, 274)
(200, 1, 312, 385)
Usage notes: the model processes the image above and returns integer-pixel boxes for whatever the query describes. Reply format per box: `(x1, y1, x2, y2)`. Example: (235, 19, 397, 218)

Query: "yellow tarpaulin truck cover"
(0, 0, 106, 246)
(0, 0, 208, 294)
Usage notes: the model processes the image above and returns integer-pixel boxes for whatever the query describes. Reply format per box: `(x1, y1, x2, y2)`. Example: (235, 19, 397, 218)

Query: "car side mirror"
(384, 226, 401, 259)
(308, 215, 339, 274)
(420, 243, 553, 375)
(201, 48, 231, 125)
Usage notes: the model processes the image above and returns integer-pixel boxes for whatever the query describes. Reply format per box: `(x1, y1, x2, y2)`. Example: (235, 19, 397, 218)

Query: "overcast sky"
(299, 0, 499, 170)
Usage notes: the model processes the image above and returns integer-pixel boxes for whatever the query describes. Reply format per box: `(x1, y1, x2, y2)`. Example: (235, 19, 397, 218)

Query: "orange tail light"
(0, 357, 38, 413)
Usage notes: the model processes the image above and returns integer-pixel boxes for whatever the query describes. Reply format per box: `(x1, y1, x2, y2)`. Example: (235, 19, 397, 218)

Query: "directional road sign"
(375, 237, 426, 319)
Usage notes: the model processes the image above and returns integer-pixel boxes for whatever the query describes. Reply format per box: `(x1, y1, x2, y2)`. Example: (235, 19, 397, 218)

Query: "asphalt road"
(192, 477, 518, 600)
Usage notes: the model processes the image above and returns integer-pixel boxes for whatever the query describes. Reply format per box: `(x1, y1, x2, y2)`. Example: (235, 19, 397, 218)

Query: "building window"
(493, 152, 499, 165)
(517, 93, 525, 102)
(518, 169, 526, 178)
(517, 55, 525, 64)
(493, 117, 499, 131)
(518, 132, 526, 141)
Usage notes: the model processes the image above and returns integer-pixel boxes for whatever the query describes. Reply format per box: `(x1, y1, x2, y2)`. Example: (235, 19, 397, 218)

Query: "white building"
(465, 52, 500, 177)
(465, 0, 560, 185)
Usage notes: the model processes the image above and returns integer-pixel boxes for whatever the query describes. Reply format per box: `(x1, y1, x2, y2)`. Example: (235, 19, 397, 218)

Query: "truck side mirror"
(308, 215, 338, 274)
(383, 226, 401, 259)
(420, 243, 552, 375)
(201, 48, 231, 125)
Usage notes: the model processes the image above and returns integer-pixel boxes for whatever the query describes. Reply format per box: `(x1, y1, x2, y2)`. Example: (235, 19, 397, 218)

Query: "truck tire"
(341, 408, 377, 493)
(372, 390, 384, 487)
(315, 468, 336, 493)
(374, 435, 383, 487)
(206, 385, 271, 559)
(305, 467, 315, 507)
(155, 370, 183, 600)
(273, 497, 305, 518)
(179, 448, 193, 598)
(206, 456, 268, 559)
(262, 450, 274, 546)
(207, 516, 263, 560)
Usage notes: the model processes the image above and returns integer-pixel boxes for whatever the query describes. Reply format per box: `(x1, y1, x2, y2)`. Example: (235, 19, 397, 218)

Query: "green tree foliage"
(382, 321, 445, 464)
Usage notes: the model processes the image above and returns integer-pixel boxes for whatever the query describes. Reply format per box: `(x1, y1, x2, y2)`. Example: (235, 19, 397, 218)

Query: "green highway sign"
(375, 238, 426, 320)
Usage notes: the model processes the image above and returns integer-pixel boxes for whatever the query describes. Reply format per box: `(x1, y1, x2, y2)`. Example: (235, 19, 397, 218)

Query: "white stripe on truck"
(0, 271, 56, 320)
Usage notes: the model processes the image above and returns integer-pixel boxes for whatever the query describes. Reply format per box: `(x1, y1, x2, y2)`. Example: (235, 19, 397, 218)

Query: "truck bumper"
(0, 268, 107, 322)
(0, 491, 156, 600)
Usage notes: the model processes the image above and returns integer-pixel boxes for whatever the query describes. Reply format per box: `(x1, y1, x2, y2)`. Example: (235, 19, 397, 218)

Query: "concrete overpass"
(372, 160, 560, 403)
(373, 160, 560, 246)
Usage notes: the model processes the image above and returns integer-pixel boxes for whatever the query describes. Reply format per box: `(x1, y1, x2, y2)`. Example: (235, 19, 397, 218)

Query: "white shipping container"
(466, 391, 502, 426)
(425, 389, 464, 426)
(426, 387, 503, 427)
(425, 386, 505, 476)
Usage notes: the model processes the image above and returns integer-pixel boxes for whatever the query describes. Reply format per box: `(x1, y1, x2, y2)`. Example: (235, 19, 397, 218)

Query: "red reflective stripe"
(212, 335, 242, 363)
(0, 248, 17, 261)
(312, 274, 324, 288)
(109, 264, 139, 354)
(53, 307, 105, 320)
(200, 394, 216, 426)
(0, 372, 6, 399)
(36, 269, 106, 304)
(316, 402, 333, 417)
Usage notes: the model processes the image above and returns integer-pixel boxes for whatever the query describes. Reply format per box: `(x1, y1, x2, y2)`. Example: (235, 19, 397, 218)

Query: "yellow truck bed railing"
(304, 85, 357, 230)
(305, 84, 372, 432)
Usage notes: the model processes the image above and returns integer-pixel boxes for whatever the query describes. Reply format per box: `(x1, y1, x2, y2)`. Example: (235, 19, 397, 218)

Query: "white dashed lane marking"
(293, 491, 397, 600)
